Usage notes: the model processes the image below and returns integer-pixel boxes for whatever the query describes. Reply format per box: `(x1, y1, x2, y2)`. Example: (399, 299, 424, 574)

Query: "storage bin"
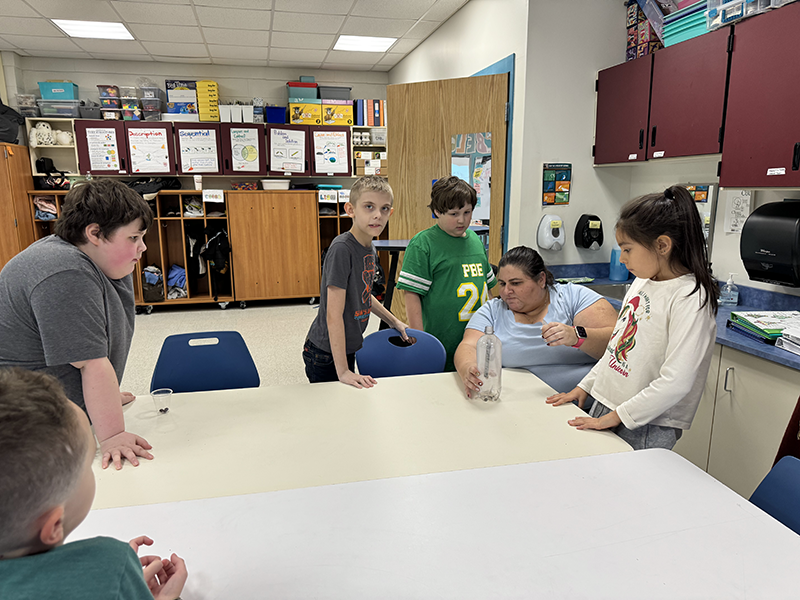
(37, 99, 81, 117)
(101, 109, 122, 120)
(140, 87, 165, 100)
(143, 111, 161, 122)
(38, 81, 78, 100)
(287, 81, 318, 99)
(141, 98, 162, 111)
(288, 100, 321, 125)
(15, 94, 36, 107)
(663, 11, 708, 45)
(265, 106, 286, 124)
(260, 179, 291, 190)
(318, 85, 351, 100)
(119, 86, 138, 97)
(101, 97, 121, 108)
(97, 85, 119, 98)
(19, 107, 40, 117)
(121, 98, 140, 110)
(321, 100, 353, 126)
(79, 106, 102, 119)
(122, 108, 142, 121)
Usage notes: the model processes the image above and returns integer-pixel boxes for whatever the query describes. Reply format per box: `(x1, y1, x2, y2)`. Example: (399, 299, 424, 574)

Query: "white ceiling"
(0, 0, 470, 71)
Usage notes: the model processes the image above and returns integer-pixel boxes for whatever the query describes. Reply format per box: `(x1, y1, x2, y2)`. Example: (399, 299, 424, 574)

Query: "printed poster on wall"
(85, 128, 121, 171)
(229, 128, 260, 172)
(270, 128, 305, 173)
(127, 128, 170, 173)
(178, 128, 219, 173)
(312, 130, 349, 175)
(542, 163, 572, 206)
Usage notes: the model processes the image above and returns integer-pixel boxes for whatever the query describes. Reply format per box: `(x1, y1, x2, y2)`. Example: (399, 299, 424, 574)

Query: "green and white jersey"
(397, 224, 496, 371)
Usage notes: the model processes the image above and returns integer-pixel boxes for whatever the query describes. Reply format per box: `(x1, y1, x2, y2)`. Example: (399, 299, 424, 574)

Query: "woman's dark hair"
(428, 176, 477, 214)
(617, 185, 719, 314)
(498, 246, 555, 287)
(55, 179, 153, 245)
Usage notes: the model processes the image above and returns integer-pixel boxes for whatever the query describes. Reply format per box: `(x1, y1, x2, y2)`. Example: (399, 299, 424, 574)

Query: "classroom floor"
(120, 299, 382, 396)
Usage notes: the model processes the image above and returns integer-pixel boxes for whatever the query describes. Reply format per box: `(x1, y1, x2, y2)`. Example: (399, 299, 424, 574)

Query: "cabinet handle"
(225, 158, 230, 171)
(651, 126, 657, 147)
(792, 142, 800, 171)
(120, 157, 126, 171)
(638, 129, 644, 150)
(723, 366, 734, 392)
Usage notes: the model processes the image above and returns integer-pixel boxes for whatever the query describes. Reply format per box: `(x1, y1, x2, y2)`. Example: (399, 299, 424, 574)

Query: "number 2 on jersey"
(457, 281, 489, 321)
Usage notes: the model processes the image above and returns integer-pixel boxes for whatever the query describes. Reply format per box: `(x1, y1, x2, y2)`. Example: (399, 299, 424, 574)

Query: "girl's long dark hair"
(617, 185, 719, 315)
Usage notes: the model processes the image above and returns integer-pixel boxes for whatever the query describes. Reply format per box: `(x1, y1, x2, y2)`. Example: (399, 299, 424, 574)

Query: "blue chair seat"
(750, 455, 800, 535)
(150, 331, 260, 393)
(355, 328, 446, 378)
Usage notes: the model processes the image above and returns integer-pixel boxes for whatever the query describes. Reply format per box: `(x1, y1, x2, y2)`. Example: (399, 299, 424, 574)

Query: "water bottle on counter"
(609, 239, 629, 281)
(720, 273, 739, 306)
(476, 325, 502, 402)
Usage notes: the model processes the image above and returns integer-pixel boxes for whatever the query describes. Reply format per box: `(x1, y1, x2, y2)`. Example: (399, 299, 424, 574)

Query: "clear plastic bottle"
(476, 325, 502, 402)
(720, 273, 739, 306)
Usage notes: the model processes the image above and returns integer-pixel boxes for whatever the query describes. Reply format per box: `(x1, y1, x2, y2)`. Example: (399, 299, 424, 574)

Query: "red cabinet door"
(220, 123, 267, 176)
(308, 126, 352, 177)
(721, 2, 800, 187)
(174, 123, 222, 175)
(75, 120, 129, 175)
(649, 27, 731, 160)
(125, 121, 176, 175)
(266, 124, 310, 177)
(594, 55, 652, 165)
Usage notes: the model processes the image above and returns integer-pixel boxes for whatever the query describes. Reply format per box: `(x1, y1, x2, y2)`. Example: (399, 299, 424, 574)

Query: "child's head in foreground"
(428, 176, 478, 238)
(349, 175, 394, 207)
(0, 368, 95, 559)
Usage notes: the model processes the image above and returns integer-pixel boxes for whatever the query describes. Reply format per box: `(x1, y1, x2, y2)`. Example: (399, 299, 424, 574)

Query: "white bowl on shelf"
(260, 180, 291, 190)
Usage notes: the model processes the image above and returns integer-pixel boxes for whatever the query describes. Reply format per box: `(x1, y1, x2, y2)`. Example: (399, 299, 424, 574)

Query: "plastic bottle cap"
(484, 325, 494, 335)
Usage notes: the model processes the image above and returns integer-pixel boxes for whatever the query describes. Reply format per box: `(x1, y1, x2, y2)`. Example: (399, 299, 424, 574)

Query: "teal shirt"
(0, 537, 151, 600)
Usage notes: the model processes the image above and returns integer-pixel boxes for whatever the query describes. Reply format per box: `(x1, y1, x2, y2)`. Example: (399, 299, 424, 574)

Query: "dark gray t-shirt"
(307, 232, 375, 355)
(0, 235, 135, 411)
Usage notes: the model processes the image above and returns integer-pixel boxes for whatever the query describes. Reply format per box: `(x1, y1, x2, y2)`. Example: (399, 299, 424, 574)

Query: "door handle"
(638, 129, 644, 150)
(792, 142, 800, 171)
(651, 126, 657, 147)
(723, 366, 734, 392)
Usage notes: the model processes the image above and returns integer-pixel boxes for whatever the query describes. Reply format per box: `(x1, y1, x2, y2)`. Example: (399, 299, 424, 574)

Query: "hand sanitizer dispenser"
(537, 215, 564, 251)
(574, 214, 603, 250)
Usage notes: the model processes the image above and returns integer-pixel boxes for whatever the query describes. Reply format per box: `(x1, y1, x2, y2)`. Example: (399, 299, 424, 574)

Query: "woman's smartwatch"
(572, 326, 587, 348)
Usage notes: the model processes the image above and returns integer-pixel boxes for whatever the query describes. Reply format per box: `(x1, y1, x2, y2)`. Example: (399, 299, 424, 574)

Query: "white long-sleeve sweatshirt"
(578, 274, 716, 430)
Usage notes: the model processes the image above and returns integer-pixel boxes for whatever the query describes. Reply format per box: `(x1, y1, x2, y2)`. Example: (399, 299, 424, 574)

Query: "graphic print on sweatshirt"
(354, 253, 375, 323)
(608, 292, 650, 377)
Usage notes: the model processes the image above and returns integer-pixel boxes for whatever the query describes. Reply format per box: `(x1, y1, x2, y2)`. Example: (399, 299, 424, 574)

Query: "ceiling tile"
(73, 39, 148, 54)
(208, 45, 268, 60)
(195, 7, 271, 30)
(321, 62, 374, 71)
(371, 63, 393, 72)
(111, 2, 197, 26)
(2, 0, 38, 17)
(326, 50, 385, 64)
(403, 20, 440, 39)
(202, 27, 270, 47)
(269, 47, 328, 62)
(352, 0, 436, 20)
(195, 0, 268, 7)
(152, 55, 212, 64)
(212, 57, 268, 66)
(141, 42, 208, 57)
(377, 53, 405, 66)
(340, 16, 414, 37)
(128, 23, 204, 43)
(1, 35, 82, 52)
(389, 37, 422, 53)
(24, 50, 92, 59)
(0, 17, 64, 36)
(114, 0, 192, 3)
(269, 59, 322, 69)
(270, 31, 334, 50)
(25, 0, 120, 20)
(89, 52, 154, 61)
(0, 37, 20, 50)
(272, 12, 345, 34)
(424, 0, 469, 22)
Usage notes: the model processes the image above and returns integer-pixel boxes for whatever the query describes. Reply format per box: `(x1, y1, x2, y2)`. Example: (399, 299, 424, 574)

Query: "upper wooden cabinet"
(720, 1, 800, 187)
(220, 124, 267, 176)
(75, 120, 129, 175)
(594, 55, 652, 164)
(125, 122, 176, 176)
(174, 123, 223, 176)
(648, 27, 731, 160)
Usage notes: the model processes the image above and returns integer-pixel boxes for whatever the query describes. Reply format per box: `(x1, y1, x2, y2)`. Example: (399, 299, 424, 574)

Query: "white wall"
(388, 0, 529, 246)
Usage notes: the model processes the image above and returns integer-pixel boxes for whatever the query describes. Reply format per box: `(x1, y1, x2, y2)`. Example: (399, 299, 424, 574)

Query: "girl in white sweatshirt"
(547, 186, 719, 450)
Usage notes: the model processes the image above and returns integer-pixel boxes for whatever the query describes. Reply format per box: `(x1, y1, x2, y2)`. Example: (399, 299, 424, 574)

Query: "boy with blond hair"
(0, 368, 187, 599)
(303, 175, 408, 388)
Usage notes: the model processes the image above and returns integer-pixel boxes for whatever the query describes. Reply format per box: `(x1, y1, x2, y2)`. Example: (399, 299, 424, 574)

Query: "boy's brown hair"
(55, 179, 153, 245)
(0, 369, 88, 555)
(428, 176, 477, 214)
(350, 175, 393, 206)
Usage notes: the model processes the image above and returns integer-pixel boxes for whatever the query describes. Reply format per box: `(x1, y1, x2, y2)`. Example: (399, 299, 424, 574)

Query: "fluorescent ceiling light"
(334, 35, 396, 52)
(52, 19, 134, 40)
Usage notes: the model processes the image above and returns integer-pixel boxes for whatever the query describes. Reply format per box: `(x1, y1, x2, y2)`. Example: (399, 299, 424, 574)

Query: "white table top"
(94, 369, 631, 509)
(75, 449, 800, 599)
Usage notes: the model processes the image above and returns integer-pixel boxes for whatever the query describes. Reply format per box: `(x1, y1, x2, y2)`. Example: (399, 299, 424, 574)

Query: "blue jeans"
(303, 339, 355, 383)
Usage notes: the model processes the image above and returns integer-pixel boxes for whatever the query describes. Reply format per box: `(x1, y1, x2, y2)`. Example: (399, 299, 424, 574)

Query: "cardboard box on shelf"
(321, 100, 353, 126)
(289, 101, 321, 125)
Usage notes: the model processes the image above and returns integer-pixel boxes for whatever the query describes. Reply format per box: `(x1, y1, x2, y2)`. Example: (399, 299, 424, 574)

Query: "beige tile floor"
(120, 299, 382, 396)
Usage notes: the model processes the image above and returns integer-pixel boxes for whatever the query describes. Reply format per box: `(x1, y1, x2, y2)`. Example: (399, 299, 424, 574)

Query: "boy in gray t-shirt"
(0, 179, 154, 470)
(304, 176, 408, 389)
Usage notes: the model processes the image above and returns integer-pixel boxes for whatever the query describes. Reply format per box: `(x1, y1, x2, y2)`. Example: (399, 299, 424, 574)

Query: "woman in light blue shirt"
(454, 246, 618, 400)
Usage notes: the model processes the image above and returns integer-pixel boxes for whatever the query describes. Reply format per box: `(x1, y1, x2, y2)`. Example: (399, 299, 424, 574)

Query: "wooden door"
(265, 124, 310, 176)
(125, 122, 176, 175)
(220, 124, 267, 176)
(386, 73, 508, 319)
(648, 27, 730, 160)
(174, 123, 222, 175)
(0, 143, 36, 269)
(594, 55, 652, 165)
(721, 1, 800, 187)
(75, 120, 129, 175)
(227, 191, 319, 300)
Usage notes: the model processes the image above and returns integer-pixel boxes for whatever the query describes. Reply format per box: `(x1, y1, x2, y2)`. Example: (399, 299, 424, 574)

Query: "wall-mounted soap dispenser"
(574, 214, 603, 250)
(537, 214, 564, 251)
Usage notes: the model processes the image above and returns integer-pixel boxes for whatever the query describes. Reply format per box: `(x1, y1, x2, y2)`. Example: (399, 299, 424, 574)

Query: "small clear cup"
(151, 388, 172, 414)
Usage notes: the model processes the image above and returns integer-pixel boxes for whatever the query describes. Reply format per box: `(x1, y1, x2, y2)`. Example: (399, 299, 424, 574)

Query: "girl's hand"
(568, 410, 621, 431)
(546, 387, 589, 408)
(541, 322, 578, 347)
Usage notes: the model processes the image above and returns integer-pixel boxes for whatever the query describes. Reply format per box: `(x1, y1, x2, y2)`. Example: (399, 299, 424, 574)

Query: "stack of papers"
(777, 326, 800, 357)
(727, 311, 800, 345)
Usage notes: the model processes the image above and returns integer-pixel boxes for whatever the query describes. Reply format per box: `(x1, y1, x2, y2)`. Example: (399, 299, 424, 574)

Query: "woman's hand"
(546, 387, 589, 408)
(458, 364, 483, 399)
(541, 322, 578, 347)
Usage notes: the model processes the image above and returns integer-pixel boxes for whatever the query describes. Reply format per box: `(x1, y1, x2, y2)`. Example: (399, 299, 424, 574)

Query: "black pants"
(303, 339, 355, 383)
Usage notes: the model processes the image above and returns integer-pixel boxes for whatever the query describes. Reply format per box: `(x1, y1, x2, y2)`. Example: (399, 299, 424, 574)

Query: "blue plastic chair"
(355, 328, 446, 378)
(150, 331, 260, 393)
(749, 455, 800, 535)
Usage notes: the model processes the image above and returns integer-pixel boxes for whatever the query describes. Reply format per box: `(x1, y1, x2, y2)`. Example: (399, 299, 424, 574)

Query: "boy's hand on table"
(121, 391, 136, 405)
(546, 387, 589, 408)
(339, 370, 377, 389)
(100, 431, 154, 470)
(142, 553, 188, 600)
(567, 410, 622, 431)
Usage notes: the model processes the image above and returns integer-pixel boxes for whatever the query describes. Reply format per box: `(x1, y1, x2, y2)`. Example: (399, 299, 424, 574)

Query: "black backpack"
(0, 96, 24, 144)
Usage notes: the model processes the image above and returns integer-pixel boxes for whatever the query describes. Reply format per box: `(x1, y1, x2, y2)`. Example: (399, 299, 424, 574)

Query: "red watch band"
(572, 337, 585, 348)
